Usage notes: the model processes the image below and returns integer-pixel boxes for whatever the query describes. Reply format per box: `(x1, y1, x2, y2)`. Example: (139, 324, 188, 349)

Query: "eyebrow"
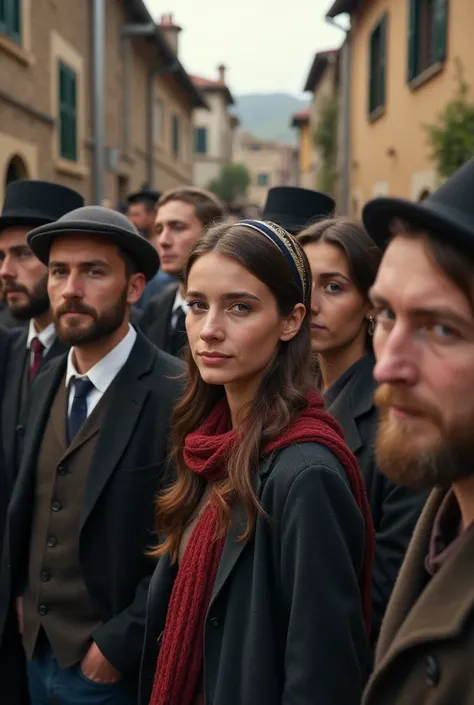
(186, 290, 261, 302)
(49, 259, 109, 269)
(369, 289, 470, 326)
(318, 271, 350, 281)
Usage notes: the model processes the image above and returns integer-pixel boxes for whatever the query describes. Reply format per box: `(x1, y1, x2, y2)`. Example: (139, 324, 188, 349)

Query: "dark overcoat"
(0, 331, 184, 683)
(363, 487, 474, 705)
(140, 283, 179, 353)
(139, 442, 370, 705)
(325, 354, 428, 643)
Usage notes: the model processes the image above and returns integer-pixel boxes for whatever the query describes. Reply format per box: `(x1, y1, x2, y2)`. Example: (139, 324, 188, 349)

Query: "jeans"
(26, 646, 136, 705)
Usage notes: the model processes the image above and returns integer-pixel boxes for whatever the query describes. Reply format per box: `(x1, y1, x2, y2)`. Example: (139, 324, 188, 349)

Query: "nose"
(199, 309, 225, 342)
(158, 226, 173, 249)
(0, 255, 16, 280)
(58, 272, 84, 300)
(373, 322, 419, 387)
(310, 287, 321, 316)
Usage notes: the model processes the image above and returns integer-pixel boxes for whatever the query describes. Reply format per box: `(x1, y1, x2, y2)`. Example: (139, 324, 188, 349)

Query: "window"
(257, 173, 269, 187)
(172, 115, 180, 157)
(195, 127, 207, 154)
(58, 60, 77, 162)
(154, 98, 165, 144)
(368, 13, 387, 116)
(407, 0, 447, 82)
(0, 0, 21, 43)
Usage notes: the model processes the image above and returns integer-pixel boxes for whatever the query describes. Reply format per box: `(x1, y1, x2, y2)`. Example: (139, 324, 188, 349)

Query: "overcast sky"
(144, 0, 346, 97)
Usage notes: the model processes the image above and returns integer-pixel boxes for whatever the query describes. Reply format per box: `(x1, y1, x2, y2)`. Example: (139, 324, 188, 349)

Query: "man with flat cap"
(359, 156, 474, 705)
(0, 205, 183, 704)
(262, 186, 335, 234)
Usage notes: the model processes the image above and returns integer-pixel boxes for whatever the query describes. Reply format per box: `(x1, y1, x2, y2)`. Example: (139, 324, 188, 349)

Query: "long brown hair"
(154, 221, 313, 562)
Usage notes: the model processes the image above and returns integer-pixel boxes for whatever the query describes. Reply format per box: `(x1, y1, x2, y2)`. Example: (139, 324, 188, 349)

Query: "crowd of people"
(0, 159, 473, 705)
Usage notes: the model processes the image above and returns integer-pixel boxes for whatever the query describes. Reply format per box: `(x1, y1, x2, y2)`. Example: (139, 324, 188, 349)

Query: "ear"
(280, 303, 307, 342)
(126, 273, 146, 305)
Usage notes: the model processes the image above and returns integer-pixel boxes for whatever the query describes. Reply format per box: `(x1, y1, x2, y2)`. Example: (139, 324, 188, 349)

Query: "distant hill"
(234, 93, 308, 144)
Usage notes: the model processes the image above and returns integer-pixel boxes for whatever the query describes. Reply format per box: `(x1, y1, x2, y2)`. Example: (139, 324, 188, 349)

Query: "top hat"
(27, 205, 160, 282)
(127, 188, 161, 206)
(262, 187, 335, 234)
(0, 180, 84, 232)
(363, 157, 474, 252)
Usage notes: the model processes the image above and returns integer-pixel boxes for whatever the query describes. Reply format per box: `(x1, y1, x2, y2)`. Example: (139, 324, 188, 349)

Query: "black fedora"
(27, 206, 160, 282)
(0, 180, 84, 232)
(363, 157, 474, 252)
(262, 187, 335, 234)
(127, 188, 161, 207)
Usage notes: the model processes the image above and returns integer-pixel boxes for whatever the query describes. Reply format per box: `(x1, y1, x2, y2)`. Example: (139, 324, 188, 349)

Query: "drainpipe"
(326, 15, 351, 215)
(147, 61, 180, 188)
(92, 0, 105, 204)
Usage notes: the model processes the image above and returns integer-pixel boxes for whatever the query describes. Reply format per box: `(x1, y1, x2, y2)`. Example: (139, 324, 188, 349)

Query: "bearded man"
(361, 156, 474, 705)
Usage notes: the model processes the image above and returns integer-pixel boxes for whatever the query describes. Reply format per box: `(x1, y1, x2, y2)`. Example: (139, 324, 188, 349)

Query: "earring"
(368, 316, 376, 336)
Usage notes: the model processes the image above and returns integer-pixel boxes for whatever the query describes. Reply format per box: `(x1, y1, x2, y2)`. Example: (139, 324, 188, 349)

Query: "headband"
(238, 219, 307, 298)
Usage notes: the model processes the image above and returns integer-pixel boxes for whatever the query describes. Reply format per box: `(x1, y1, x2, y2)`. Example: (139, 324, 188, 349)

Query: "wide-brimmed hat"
(363, 157, 474, 251)
(27, 205, 160, 281)
(262, 186, 335, 234)
(0, 180, 84, 232)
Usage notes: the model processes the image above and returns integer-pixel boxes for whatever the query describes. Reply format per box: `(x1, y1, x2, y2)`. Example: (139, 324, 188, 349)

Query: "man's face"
(0, 226, 50, 320)
(371, 234, 474, 489)
(127, 202, 156, 239)
(155, 200, 203, 278)
(48, 235, 145, 346)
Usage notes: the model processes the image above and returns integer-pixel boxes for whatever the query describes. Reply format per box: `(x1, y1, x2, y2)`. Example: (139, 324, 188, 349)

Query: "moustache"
(2, 282, 28, 295)
(374, 384, 442, 423)
(55, 301, 97, 318)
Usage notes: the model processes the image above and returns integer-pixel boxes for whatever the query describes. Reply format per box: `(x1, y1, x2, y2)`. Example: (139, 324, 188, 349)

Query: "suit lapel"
(151, 287, 177, 350)
(80, 334, 154, 529)
(2, 332, 28, 479)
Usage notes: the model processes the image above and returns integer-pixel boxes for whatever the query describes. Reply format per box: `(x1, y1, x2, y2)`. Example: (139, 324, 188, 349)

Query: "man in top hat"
(359, 156, 474, 705)
(141, 186, 226, 357)
(126, 188, 176, 307)
(0, 205, 183, 704)
(262, 186, 335, 234)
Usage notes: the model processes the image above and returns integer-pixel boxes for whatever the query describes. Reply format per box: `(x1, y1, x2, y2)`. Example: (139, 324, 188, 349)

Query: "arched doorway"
(418, 189, 430, 201)
(4, 154, 28, 190)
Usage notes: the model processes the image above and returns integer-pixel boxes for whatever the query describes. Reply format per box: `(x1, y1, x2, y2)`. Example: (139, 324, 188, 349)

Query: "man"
(0, 206, 183, 704)
(141, 186, 225, 356)
(262, 186, 335, 234)
(126, 188, 176, 307)
(360, 156, 474, 704)
(0, 181, 84, 488)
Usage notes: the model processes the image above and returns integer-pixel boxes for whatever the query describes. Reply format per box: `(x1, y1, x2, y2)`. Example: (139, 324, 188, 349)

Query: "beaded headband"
(238, 219, 308, 299)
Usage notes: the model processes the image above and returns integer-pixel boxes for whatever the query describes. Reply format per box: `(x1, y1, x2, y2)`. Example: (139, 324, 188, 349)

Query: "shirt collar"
(65, 324, 137, 392)
(172, 288, 189, 315)
(27, 319, 56, 351)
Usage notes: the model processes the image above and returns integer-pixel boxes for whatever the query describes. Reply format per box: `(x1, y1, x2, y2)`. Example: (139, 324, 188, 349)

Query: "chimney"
(217, 64, 226, 83)
(160, 13, 182, 55)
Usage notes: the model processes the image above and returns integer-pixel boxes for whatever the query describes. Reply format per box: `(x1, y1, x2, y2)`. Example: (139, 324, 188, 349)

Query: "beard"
(53, 287, 128, 346)
(374, 384, 474, 489)
(3, 274, 50, 321)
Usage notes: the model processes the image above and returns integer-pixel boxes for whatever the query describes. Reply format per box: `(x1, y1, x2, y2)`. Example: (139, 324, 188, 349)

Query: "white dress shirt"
(65, 324, 137, 416)
(27, 319, 57, 364)
(171, 288, 189, 330)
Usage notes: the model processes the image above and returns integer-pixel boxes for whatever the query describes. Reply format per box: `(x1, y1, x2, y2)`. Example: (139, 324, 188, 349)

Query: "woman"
(298, 217, 427, 644)
(139, 219, 375, 705)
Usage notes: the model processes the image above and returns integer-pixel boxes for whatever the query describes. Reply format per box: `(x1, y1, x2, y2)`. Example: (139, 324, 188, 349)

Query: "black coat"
(325, 355, 428, 644)
(0, 331, 184, 680)
(140, 283, 180, 353)
(139, 442, 370, 705)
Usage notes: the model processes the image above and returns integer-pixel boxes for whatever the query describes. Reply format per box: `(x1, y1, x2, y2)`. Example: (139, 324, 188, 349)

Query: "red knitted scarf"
(149, 391, 374, 705)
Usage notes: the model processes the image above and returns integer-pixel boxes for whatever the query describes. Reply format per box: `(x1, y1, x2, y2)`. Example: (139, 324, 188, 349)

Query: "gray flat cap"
(27, 205, 160, 281)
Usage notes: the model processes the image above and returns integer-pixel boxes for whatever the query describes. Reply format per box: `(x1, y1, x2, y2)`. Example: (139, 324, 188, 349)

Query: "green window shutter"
(433, 0, 447, 63)
(195, 127, 207, 154)
(407, 0, 419, 82)
(172, 116, 180, 156)
(379, 13, 387, 108)
(368, 27, 375, 114)
(58, 61, 78, 162)
(0, 0, 21, 42)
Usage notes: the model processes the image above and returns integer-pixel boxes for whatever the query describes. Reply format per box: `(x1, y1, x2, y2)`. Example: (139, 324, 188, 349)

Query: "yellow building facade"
(327, 0, 472, 216)
(291, 109, 313, 188)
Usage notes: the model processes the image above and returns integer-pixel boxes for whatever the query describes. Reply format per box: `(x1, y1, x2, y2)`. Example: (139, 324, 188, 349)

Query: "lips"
(199, 351, 231, 359)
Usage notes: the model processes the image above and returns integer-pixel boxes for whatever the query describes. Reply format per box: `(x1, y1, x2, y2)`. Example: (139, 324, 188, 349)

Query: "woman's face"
(304, 241, 370, 356)
(185, 252, 304, 394)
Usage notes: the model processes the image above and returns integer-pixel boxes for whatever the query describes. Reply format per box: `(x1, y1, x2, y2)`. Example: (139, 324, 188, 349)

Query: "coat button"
(425, 655, 440, 686)
(47, 536, 57, 548)
(209, 616, 220, 628)
(38, 605, 48, 616)
(51, 500, 62, 512)
(15, 424, 25, 436)
(57, 464, 67, 476)
(40, 571, 51, 582)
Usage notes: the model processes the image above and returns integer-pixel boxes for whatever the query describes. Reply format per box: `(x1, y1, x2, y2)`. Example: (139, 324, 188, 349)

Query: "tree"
(207, 163, 251, 204)
(313, 94, 339, 195)
(425, 59, 474, 179)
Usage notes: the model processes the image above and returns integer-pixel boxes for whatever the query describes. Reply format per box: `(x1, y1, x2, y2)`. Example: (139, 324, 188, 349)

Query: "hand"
(80, 642, 122, 684)
(16, 597, 23, 634)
